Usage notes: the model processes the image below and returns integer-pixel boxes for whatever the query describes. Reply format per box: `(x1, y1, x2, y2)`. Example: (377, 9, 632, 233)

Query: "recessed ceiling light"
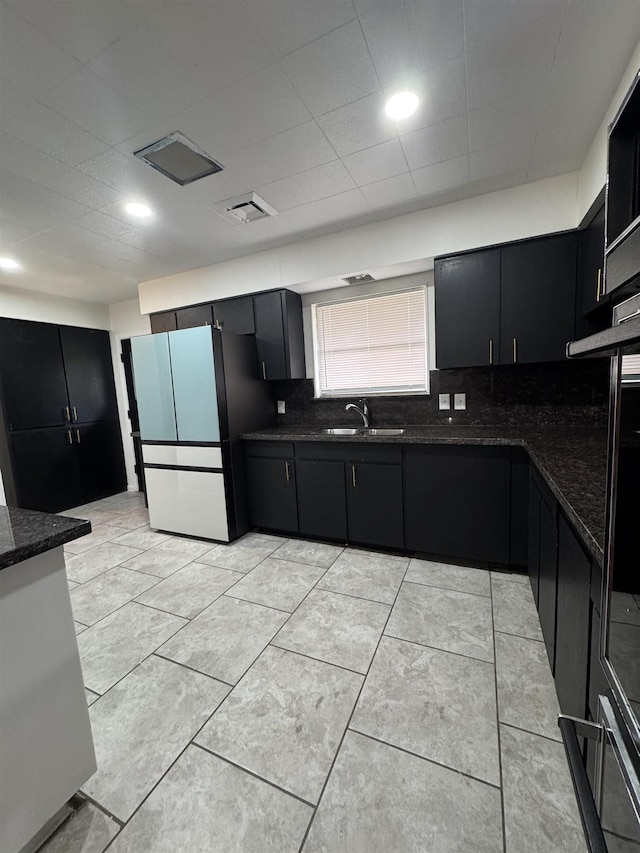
(385, 91, 420, 120)
(0, 257, 21, 271)
(124, 201, 153, 219)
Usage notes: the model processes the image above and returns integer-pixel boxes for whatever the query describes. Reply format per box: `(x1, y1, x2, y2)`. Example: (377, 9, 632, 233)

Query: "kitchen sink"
(319, 427, 406, 436)
(320, 427, 362, 435)
(363, 428, 405, 436)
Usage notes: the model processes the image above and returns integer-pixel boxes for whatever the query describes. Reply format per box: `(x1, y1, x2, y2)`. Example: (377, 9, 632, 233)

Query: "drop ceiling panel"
(279, 20, 380, 116)
(468, 95, 544, 154)
(411, 155, 471, 198)
(317, 92, 397, 158)
(470, 135, 535, 182)
(342, 139, 409, 186)
(360, 173, 418, 210)
(400, 114, 469, 171)
(256, 160, 356, 211)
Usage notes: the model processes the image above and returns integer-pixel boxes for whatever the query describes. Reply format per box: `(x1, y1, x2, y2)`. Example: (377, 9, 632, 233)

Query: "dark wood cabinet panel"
(150, 311, 177, 333)
(347, 461, 403, 550)
(76, 420, 127, 504)
(435, 249, 501, 368)
(245, 455, 298, 533)
(0, 318, 68, 430)
(213, 297, 255, 335)
(404, 445, 510, 563)
(500, 233, 577, 364)
(296, 459, 347, 541)
(10, 427, 81, 512)
(509, 449, 529, 567)
(254, 290, 305, 380)
(175, 304, 213, 329)
(579, 204, 606, 316)
(537, 494, 558, 672)
(527, 473, 542, 606)
(59, 326, 118, 424)
(555, 513, 592, 719)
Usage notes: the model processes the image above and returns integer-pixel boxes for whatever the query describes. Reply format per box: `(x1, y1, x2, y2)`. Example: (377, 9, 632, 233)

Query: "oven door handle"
(558, 715, 608, 853)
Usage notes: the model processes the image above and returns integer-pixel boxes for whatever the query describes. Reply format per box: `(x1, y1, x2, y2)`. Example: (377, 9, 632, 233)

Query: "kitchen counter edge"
(0, 507, 91, 571)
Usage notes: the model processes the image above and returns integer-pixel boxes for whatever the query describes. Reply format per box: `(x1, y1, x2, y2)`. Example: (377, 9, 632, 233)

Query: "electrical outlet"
(454, 393, 466, 410)
(438, 393, 451, 411)
(277, 400, 286, 414)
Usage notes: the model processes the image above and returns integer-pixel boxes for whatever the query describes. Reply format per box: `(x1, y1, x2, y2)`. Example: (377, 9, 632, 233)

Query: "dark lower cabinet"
(537, 491, 558, 672)
(404, 445, 511, 563)
(11, 427, 81, 513)
(527, 473, 542, 605)
(554, 513, 592, 719)
(76, 420, 127, 503)
(347, 461, 403, 550)
(244, 452, 298, 534)
(296, 459, 347, 541)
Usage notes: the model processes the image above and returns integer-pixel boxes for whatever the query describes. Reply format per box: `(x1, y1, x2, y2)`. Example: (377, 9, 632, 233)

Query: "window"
(312, 287, 428, 398)
(621, 353, 640, 385)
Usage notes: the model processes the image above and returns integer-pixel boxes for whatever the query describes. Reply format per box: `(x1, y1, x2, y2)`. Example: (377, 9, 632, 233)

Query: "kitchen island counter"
(0, 505, 90, 570)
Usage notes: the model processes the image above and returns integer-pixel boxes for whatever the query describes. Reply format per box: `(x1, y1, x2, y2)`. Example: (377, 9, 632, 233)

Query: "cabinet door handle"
(67, 429, 73, 446)
(285, 461, 290, 482)
(65, 405, 71, 421)
(76, 429, 81, 444)
(72, 406, 78, 421)
(513, 337, 517, 363)
(262, 361, 267, 380)
(352, 465, 356, 488)
(489, 339, 493, 365)
(596, 267, 602, 302)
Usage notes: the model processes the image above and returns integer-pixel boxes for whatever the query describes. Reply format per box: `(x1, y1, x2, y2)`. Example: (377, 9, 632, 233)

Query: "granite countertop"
(0, 506, 91, 571)
(241, 425, 609, 564)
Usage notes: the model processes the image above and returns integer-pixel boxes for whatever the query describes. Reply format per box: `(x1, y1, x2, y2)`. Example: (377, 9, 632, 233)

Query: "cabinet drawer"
(146, 468, 229, 541)
(142, 444, 222, 469)
(294, 441, 402, 464)
(244, 441, 294, 459)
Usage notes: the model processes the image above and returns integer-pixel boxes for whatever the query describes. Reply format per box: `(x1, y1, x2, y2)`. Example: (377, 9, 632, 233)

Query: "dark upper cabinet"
(212, 296, 255, 335)
(75, 420, 127, 504)
(254, 290, 305, 380)
(296, 459, 347, 541)
(347, 460, 404, 550)
(10, 427, 81, 513)
(404, 445, 511, 563)
(0, 318, 69, 429)
(175, 304, 213, 329)
(435, 249, 501, 368)
(150, 311, 178, 333)
(500, 233, 577, 365)
(579, 204, 606, 316)
(59, 326, 118, 424)
(244, 444, 298, 533)
(555, 513, 592, 719)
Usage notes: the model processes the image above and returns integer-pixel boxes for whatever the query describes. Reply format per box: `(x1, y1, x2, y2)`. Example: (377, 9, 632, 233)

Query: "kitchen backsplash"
(273, 361, 610, 428)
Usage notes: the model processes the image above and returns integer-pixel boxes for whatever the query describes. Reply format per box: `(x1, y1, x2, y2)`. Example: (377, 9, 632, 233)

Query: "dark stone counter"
(241, 425, 609, 564)
(0, 506, 91, 571)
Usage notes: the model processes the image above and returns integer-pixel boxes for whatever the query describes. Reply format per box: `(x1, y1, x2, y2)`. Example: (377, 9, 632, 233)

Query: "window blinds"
(621, 353, 640, 382)
(313, 288, 428, 397)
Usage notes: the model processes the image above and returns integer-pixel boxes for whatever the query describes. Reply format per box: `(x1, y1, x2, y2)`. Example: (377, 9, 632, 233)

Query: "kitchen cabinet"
(254, 289, 305, 380)
(10, 427, 82, 513)
(554, 513, 592, 719)
(59, 326, 119, 424)
(500, 232, 577, 364)
(434, 232, 577, 368)
(244, 443, 298, 533)
(347, 459, 403, 549)
(212, 296, 255, 335)
(434, 249, 501, 368)
(296, 459, 347, 541)
(75, 420, 128, 504)
(404, 445, 511, 563)
(535, 476, 558, 671)
(175, 304, 213, 329)
(150, 310, 177, 333)
(579, 203, 606, 316)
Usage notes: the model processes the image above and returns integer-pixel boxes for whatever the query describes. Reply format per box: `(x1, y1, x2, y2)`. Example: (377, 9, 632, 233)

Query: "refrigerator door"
(130, 334, 177, 441)
(168, 326, 220, 442)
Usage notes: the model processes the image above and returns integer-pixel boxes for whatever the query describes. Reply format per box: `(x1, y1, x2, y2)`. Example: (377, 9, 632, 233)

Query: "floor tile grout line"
(347, 727, 503, 792)
(73, 791, 125, 828)
(269, 641, 369, 678)
(490, 572, 508, 853)
(494, 627, 544, 644)
(152, 652, 234, 689)
(399, 576, 492, 598)
(192, 742, 318, 810)
(382, 631, 494, 665)
(314, 583, 397, 607)
(295, 557, 412, 853)
(500, 721, 563, 746)
(223, 591, 295, 615)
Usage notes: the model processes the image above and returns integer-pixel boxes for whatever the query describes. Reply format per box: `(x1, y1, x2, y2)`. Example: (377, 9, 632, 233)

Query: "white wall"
(108, 299, 151, 491)
(138, 172, 579, 314)
(0, 284, 109, 329)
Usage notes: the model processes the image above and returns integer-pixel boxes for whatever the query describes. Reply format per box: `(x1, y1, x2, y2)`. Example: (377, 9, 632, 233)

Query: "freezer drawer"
(145, 467, 229, 541)
(142, 444, 222, 468)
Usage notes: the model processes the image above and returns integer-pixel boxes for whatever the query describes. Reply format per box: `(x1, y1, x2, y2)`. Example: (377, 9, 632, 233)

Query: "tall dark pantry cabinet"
(0, 318, 126, 513)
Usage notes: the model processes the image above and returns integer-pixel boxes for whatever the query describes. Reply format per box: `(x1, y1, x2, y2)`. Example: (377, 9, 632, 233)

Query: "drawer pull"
(65, 405, 70, 421)
(72, 406, 78, 421)
(262, 361, 267, 380)
(285, 461, 291, 482)
(596, 268, 602, 302)
(67, 429, 73, 446)
(352, 465, 357, 488)
(76, 429, 81, 444)
(489, 339, 493, 365)
(513, 337, 517, 363)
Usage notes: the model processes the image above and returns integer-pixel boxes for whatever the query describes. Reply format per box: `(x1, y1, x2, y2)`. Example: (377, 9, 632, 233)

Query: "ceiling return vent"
(342, 273, 376, 285)
(218, 192, 278, 224)
(134, 132, 223, 185)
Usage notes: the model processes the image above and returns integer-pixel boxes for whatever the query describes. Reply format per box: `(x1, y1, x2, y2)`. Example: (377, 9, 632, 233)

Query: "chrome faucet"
(345, 399, 369, 428)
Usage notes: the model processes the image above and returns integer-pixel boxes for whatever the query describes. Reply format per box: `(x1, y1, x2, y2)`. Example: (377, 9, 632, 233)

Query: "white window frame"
(311, 286, 429, 399)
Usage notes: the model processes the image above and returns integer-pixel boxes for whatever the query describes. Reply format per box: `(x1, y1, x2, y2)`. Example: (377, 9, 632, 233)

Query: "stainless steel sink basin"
(363, 428, 405, 436)
(320, 427, 362, 435)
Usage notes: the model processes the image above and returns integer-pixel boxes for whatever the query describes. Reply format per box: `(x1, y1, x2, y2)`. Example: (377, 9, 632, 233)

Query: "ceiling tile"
(527, 152, 583, 184)
(411, 154, 470, 197)
(463, 0, 565, 62)
(279, 20, 380, 115)
(470, 134, 535, 182)
(317, 92, 396, 158)
(223, 121, 338, 189)
(342, 139, 409, 186)
(6, 1, 148, 64)
(256, 160, 355, 211)
(468, 94, 544, 153)
(465, 49, 551, 112)
(240, 0, 356, 59)
(148, 1, 274, 93)
(356, 0, 464, 89)
(360, 172, 417, 210)
(78, 147, 156, 195)
(400, 114, 468, 171)
(0, 2, 80, 98)
(530, 123, 588, 168)
(275, 187, 372, 233)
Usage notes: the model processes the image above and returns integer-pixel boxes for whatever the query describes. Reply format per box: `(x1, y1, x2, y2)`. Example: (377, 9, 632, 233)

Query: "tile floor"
(41, 491, 587, 853)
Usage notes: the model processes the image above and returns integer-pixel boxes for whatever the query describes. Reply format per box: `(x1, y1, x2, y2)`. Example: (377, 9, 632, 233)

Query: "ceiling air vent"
(134, 132, 223, 185)
(342, 273, 376, 285)
(219, 192, 278, 224)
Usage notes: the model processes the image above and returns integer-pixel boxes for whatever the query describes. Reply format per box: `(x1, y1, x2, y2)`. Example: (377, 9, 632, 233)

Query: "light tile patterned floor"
(43, 491, 587, 853)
